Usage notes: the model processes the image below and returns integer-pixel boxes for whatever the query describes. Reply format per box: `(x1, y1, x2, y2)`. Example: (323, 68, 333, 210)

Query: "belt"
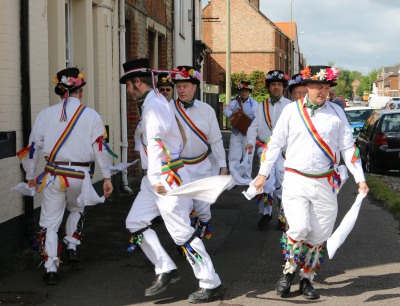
(53, 161, 91, 167)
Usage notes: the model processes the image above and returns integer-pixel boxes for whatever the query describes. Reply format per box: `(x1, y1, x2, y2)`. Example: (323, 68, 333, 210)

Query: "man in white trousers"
(171, 65, 228, 239)
(246, 70, 291, 230)
(253, 65, 369, 300)
(20, 67, 113, 285)
(223, 81, 258, 179)
(121, 59, 223, 304)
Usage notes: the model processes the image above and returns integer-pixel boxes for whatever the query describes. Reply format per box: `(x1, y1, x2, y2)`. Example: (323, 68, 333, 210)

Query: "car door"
(356, 111, 378, 162)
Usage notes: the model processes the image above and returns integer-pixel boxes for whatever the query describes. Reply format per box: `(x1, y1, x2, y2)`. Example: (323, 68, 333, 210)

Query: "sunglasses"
(159, 88, 172, 92)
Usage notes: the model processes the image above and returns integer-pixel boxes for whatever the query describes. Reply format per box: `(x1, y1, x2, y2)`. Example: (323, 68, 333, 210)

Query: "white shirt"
(170, 99, 227, 168)
(23, 97, 110, 180)
(141, 91, 185, 186)
(247, 96, 291, 146)
(223, 96, 258, 119)
(258, 98, 365, 183)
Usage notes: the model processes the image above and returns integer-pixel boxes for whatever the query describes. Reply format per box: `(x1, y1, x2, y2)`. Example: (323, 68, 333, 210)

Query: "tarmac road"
(0, 130, 399, 306)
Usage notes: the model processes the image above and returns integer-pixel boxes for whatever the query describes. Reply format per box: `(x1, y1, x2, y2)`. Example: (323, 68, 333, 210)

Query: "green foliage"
(220, 70, 269, 103)
(366, 174, 400, 218)
(333, 68, 379, 100)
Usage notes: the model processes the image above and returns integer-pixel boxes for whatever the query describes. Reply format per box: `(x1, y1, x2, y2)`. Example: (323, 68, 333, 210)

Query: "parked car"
(354, 98, 361, 104)
(383, 101, 400, 110)
(345, 106, 374, 141)
(355, 110, 400, 173)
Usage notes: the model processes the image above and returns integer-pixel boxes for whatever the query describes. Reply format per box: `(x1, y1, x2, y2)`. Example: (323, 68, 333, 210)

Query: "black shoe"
(188, 284, 225, 304)
(257, 214, 272, 231)
(277, 220, 286, 231)
(66, 249, 81, 264)
(276, 272, 294, 296)
(299, 278, 320, 300)
(42, 272, 58, 285)
(144, 269, 181, 296)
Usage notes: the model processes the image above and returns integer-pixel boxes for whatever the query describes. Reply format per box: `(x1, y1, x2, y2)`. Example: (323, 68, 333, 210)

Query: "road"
(0, 131, 399, 305)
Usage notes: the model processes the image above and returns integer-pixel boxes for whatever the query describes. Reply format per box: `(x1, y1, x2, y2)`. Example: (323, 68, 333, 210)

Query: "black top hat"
(157, 73, 174, 87)
(119, 58, 152, 84)
(172, 66, 201, 84)
(237, 81, 254, 92)
(301, 65, 339, 87)
(265, 70, 290, 88)
(288, 73, 305, 93)
(54, 67, 86, 96)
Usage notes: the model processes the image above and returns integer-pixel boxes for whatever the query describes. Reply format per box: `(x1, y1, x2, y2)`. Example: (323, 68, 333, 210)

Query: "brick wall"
(124, 1, 174, 172)
(202, 0, 290, 88)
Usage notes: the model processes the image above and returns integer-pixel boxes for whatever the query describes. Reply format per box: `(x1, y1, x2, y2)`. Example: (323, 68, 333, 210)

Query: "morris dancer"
(18, 67, 113, 285)
(171, 65, 228, 240)
(246, 70, 291, 230)
(223, 81, 257, 180)
(253, 65, 369, 300)
(122, 59, 224, 303)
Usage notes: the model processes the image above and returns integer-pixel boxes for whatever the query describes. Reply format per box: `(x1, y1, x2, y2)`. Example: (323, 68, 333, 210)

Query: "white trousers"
(125, 175, 221, 289)
(39, 168, 87, 272)
(185, 158, 214, 222)
(282, 171, 338, 245)
(228, 132, 253, 179)
(256, 147, 283, 215)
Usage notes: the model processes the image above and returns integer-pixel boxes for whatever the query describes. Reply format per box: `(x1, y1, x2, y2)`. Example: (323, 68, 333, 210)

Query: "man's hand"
(27, 179, 38, 190)
(245, 144, 253, 154)
(220, 167, 229, 175)
(358, 181, 369, 195)
(103, 178, 113, 198)
(153, 182, 167, 195)
(253, 174, 267, 191)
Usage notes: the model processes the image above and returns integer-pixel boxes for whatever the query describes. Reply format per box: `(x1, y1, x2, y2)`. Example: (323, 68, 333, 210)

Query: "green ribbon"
(179, 98, 195, 109)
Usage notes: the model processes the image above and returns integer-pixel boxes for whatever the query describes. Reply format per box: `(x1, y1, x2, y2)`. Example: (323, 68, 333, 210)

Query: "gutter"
(20, 0, 35, 245)
(119, 0, 132, 194)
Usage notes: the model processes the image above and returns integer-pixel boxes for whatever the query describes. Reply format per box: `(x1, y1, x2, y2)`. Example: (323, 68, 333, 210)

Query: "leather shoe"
(66, 249, 81, 264)
(299, 278, 320, 300)
(42, 272, 58, 285)
(276, 272, 294, 296)
(257, 214, 272, 231)
(144, 269, 181, 296)
(188, 284, 225, 304)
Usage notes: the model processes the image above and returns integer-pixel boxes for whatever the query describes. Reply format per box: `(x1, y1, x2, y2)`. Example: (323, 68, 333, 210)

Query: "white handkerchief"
(12, 182, 36, 197)
(110, 159, 139, 173)
(228, 152, 253, 188)
(166, 175, 234, 204)
(327, 192, 367, 259)
(77, 171, 105, 206)
(242, 176, 263, 200)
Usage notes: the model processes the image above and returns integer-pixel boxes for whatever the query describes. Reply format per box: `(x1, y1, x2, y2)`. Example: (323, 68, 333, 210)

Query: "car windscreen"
(345, 109, 374, 122)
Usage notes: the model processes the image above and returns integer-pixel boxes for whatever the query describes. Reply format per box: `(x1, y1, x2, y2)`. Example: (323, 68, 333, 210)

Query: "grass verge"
(366, 174, 400, 219)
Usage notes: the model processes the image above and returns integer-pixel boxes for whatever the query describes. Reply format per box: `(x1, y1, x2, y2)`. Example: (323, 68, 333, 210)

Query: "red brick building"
(202, 0, 292, 90)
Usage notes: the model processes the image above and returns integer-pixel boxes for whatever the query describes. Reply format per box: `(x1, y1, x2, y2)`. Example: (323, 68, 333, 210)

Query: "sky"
(260, 0, 400, 74)
(202, 0, 400, 75)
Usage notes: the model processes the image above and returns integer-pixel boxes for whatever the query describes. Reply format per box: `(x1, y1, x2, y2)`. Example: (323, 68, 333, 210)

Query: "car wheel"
(365, 153, 377, 173)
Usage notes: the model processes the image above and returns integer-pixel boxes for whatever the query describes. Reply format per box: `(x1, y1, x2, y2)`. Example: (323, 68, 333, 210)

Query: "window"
(65, 0, 72, 67)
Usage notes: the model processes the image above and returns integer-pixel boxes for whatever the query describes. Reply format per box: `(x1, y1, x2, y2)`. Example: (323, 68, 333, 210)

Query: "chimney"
(249, 0, 260, 10)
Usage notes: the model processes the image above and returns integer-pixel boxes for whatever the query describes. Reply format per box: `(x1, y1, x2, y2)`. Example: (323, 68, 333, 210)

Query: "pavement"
(0, 130, 399, 306)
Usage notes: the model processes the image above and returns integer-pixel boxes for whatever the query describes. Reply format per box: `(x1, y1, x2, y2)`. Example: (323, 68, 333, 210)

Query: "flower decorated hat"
(301, 65, 339, 87)
(172, 66, 201, 85)
(288, 73, 304, 93)
(119, 58, 152, 84)
(237, 81, 254, 92)
(54, 67, 86, 96)
(265, 70, 290, 88)
(157, 73, 174, 88)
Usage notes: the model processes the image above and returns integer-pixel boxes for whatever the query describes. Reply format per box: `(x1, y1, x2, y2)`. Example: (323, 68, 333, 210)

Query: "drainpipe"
(119, 0, 132, 194)
(20, 0, 35, 245)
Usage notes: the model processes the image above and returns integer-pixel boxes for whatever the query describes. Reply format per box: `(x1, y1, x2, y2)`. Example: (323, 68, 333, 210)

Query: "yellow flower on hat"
(189, 69, 195, 76)
(52, 76, 59, 84)
(78, 73, 85, 79)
